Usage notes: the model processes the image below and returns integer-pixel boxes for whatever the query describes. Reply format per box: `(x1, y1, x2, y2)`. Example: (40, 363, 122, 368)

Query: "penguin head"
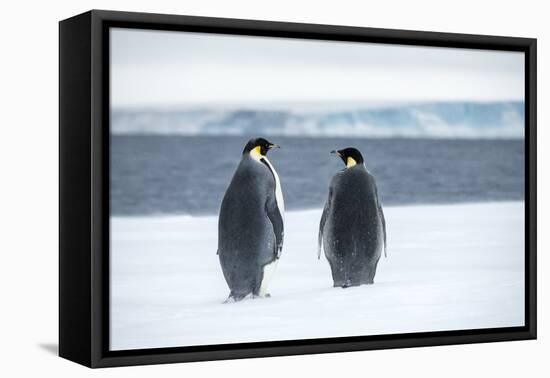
(243, 137, 280, 158)
(331, 147, 364, 168)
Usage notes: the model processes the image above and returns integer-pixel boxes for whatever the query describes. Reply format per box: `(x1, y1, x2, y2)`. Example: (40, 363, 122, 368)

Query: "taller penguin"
(218, 137, 284, 302)
(318, 147, 386, 288)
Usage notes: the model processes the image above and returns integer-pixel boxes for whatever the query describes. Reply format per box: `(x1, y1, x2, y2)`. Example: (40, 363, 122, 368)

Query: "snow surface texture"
(110, 202, 525, 351)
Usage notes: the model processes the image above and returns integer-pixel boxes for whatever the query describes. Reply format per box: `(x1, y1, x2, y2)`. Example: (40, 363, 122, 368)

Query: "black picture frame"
(59, 9, 537, 368)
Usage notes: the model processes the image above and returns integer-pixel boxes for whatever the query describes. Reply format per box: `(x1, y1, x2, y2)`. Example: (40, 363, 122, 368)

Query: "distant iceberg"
(111, 101, 524, 139)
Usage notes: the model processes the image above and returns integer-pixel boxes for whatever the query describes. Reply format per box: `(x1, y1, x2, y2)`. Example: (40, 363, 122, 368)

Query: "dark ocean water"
(110, 135, 524, 216)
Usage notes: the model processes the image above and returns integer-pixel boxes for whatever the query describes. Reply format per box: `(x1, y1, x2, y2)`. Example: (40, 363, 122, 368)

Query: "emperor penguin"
(318, 147, 386, 288)
(218, 137, 284, 302)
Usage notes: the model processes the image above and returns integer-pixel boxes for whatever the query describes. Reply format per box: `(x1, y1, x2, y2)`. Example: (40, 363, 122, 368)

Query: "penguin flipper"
(318, 188, 332, 259)
(265, 193, 284, 258)
(379, 203, 387, 257)
(374, 183, 387, 258)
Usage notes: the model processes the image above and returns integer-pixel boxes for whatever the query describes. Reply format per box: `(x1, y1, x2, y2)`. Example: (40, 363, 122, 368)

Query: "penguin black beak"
(269, 144, 280, 149)
(330, 150, 341, 157)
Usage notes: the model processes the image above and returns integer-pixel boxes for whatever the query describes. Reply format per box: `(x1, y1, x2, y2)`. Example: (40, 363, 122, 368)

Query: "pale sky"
(110, 27, 525, 108)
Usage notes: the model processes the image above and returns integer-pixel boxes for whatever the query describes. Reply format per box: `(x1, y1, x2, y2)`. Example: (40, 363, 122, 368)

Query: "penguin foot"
(251, 293, 271, 299)
(224, 292, 252, 303)
(336, 281, 374, 289)
(334, 280, 364, 289)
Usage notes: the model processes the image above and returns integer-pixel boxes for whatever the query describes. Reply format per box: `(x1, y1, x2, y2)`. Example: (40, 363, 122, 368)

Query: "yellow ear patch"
(346, 157, 357, 168)
(250, 146, 263, 160)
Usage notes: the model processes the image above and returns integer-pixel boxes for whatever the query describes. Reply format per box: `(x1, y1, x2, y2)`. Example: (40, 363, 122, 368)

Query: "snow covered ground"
(110, 202, 525, 351)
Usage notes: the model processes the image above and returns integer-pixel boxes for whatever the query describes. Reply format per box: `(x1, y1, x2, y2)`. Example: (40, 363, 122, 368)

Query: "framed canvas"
(59, 10, 537, 368)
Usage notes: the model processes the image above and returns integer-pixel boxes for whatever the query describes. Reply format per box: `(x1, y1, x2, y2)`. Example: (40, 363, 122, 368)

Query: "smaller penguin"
(318, 147, 386, 288)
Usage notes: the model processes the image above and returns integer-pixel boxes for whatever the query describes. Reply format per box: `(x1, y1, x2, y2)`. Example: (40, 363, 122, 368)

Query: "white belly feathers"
(250, 150, 285, 219)
(261, 156, 285, 219)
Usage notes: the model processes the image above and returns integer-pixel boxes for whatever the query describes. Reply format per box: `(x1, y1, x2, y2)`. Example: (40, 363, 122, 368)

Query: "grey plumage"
(318, 148, 386, 288)
(218, 138, 284, 301)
